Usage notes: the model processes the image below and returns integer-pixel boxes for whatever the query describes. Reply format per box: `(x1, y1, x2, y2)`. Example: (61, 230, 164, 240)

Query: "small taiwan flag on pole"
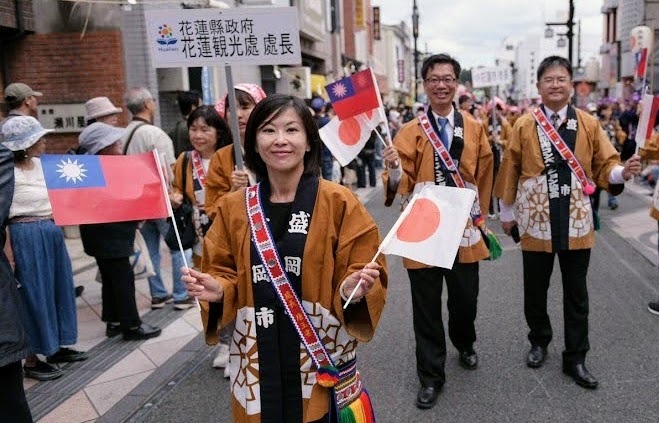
(41, 151, 170, 226)
(325, 68, 381, 121)
(379, 185, 475, 269)
(635, 93, 659, 150)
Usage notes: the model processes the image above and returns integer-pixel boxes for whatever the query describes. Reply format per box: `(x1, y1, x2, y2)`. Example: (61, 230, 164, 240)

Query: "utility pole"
(412, 0, 419, 102)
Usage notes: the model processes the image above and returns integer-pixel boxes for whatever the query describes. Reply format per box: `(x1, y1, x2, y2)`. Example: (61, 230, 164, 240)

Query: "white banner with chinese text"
(144, 7, 302, 68)
(471, 66, 513, 88)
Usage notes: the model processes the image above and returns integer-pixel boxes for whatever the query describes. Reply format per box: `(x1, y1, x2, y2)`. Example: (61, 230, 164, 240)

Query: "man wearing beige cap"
(85, 96, 123, 127)
(1, 83, 42, 134)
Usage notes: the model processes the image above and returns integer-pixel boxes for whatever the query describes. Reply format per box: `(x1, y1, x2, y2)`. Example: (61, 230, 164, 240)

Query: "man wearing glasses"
(494, 56, 641, 389)
(382, 54, 493, 409)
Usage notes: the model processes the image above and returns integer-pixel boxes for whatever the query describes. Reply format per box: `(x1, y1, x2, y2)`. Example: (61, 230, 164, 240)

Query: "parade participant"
(78, 123, 163, 340)
(184, 94, 387, 422)
(482, 104, 513, 219)
(382, 53, 493, 410)
(205, 83, 266, 372)
(0, 143, 33, 421)
(592, 104, 628, 212)
(640, 132, 659, 315)
(205, 83, 267, 221)
(3, 116, 87, 380)
(171, 105, 232, 269)
(494, 56, 642, 389)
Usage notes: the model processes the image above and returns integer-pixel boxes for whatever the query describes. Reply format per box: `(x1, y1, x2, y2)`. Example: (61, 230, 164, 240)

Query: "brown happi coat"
(494, 108, 622, 252)
(382, 110, 494, 267)
(200, 179, 387, 423)
(204, 144, 236, 221)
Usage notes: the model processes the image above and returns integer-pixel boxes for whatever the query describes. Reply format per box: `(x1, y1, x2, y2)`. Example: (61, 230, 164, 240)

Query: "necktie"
(551, 113, 561, 129)
(437, 117, 449, 149)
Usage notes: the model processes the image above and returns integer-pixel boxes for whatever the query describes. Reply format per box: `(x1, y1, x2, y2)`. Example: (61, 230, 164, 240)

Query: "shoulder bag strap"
(122, 122, 147, 154)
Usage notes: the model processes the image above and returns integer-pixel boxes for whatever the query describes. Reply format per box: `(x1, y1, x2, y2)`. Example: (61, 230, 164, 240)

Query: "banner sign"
(38, 104, 87, 133)
(144, 7, 302, 68)
(471, 66, 512, 88)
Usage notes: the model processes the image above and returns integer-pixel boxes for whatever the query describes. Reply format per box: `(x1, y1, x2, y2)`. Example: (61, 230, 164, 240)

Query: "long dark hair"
(187, 105, 232, 150)
(243, 94, 322, 181)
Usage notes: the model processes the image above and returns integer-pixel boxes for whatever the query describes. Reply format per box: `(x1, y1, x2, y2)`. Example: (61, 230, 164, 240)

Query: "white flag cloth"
(636, 93, 659, 149)
(319, 108, 386, 167)
(379, 185, 475, 269)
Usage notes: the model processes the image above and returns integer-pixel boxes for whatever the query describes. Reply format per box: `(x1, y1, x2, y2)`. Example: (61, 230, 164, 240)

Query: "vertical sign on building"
(373, 7, 381, 40)
(397, 59, 405, 83)
(355, 0, 365, 30)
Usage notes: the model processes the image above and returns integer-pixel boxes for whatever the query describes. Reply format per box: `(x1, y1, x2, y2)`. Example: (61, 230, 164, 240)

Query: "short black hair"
(458, 95, 471, 105)
(421, 54, 461, 80)
(177, 90, 202, 116)
(187, 105, 232, 150)
(537, 55, 573, 81)
(243, 94, 321, 181)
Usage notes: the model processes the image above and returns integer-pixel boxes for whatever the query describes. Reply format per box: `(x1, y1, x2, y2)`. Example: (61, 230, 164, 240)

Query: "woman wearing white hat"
(85, 96, 123, 127)
(2, 116, 86, 381)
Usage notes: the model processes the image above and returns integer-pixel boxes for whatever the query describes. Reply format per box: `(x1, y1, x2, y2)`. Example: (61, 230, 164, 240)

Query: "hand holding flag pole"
(153, 150, 201, 312)
(342, 250, 382, 308)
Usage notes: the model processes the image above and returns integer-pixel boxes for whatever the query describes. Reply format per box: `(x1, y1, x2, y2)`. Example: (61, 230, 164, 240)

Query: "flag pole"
(358, 114, 388, 148)
(342, 192, 421, 309)
(153, 150, 201, 311)
(342, 250, 382, 309)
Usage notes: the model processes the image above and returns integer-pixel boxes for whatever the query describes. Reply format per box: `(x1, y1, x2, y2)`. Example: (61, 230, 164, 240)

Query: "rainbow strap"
(532, 107, 596, 195)
(245, 184, 339, 388)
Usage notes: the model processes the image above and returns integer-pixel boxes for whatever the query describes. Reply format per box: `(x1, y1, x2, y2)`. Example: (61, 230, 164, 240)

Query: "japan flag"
(379, 185, 475, 269)
(318, 108, 386, 167)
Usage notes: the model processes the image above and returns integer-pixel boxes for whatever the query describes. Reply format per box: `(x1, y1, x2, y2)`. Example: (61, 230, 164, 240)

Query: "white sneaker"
(223, 367, 230, 378)
(213, 343, 230, 368)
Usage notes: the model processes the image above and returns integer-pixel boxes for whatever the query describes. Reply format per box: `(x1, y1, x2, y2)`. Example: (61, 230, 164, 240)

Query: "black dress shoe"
(106, 323, 121, 338)
(46, 347, 88, 363)
(459, 349, 478, 370)
(562, 363, 598, 389)
(123, 323, 162, 341)
(527, 346, 547, 368)
(416, 385, 441, 409)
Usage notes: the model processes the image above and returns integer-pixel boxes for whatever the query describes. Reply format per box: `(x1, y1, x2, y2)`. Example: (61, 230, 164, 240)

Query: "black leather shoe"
(459, 349, 478, 370)
(416, 386, 441, 409)
(106, 323, 121, 338)
(46, 347, 88, 363)
(527, 346, 547, 368)
(123, 323, 162, 341)
(563, 363, 598, 389)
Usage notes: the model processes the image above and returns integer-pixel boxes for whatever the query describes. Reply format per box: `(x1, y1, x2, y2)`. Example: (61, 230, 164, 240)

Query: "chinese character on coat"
(288, 211, 310, 234)
(255, 307, 275, 328)
(284, 256, 301, 276)
(252, 264, 269, 283)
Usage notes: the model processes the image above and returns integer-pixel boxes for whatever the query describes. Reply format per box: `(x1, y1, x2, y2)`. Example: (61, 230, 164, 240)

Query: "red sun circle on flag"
(337, 110, 374, 146)
(338, 118, 361, 145)
(396, 198, 441, 242)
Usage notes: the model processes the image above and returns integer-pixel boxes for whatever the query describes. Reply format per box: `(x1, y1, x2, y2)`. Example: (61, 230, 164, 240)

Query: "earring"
(305, 147, 311, 152)
(22, 150, 28, 160)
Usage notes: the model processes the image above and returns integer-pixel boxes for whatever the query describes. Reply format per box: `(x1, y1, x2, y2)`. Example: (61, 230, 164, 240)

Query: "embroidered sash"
(245, 183, 338, 380)
(418, 109, 482, 220)
(533, 105, 579, 251)
(190, 150, 211, 254)
(532, 107, 595, 195)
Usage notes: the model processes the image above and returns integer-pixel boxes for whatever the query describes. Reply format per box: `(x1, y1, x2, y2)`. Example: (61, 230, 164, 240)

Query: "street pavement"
(27, 179, 659, 423)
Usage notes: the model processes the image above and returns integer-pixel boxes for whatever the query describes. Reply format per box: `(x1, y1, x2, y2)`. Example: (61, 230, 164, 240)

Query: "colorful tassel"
(316, 365, 339, 388)
(339, 390, 375, 423)
(472, 214, 486, 228)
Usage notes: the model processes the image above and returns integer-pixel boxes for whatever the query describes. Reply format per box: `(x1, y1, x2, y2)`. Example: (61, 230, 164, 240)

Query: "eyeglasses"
(424, 76, 457, 86)
(540, 77, 570, 86)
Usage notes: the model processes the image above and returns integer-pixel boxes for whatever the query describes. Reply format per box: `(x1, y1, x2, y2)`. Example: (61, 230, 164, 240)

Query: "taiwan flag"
(41, 151, 169, 225)
(379, 185, 475, 269)
(635, 93, 659, 149)
(325, 68, 381, 121)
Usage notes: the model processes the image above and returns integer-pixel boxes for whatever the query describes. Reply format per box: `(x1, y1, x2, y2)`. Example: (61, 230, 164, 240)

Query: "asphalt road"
(133, 188, 659, 423)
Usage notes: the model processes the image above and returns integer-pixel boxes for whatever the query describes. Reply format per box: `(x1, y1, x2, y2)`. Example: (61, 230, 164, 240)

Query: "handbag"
(95, 230, 155, 282)
(165, 152, 196, 250)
